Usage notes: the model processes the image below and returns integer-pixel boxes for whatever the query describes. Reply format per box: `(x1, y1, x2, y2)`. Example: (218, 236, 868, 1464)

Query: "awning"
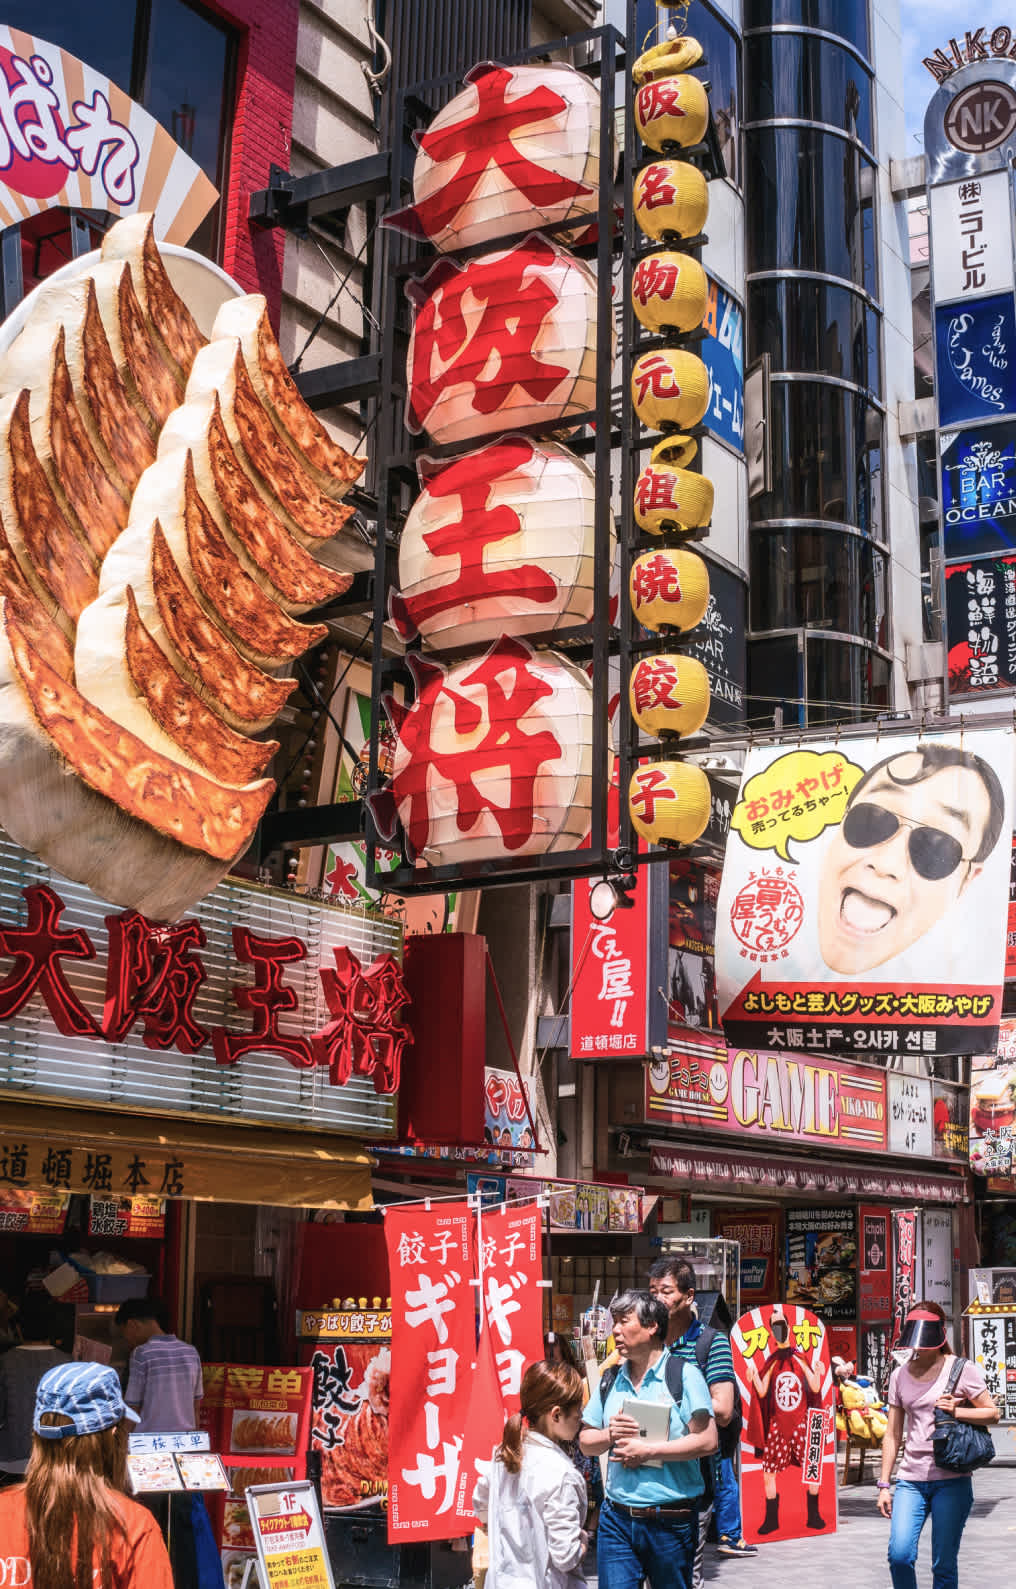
(1, 1100, 374, 1210)
(648, 1140, 969, 1204)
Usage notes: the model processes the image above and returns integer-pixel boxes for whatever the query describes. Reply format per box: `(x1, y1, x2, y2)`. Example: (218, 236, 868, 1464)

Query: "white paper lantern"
(386, 62, 604, 253)
(368, 638, 594, 865)
(391, 434, 614, 650)
(406, 233, 610, 446)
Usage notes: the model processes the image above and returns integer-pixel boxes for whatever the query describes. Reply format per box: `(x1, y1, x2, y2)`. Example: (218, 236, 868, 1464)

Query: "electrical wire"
(290, 220, 380, 373)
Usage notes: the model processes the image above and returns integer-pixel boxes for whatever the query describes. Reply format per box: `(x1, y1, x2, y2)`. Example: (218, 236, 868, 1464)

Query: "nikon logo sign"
(925, 28, 1016, 82)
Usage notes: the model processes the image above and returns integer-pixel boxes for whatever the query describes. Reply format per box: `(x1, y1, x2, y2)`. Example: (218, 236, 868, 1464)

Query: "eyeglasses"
(842, 802, 971, 881)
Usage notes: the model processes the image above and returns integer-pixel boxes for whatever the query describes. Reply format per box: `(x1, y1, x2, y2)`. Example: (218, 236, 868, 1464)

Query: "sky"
(899, 0, 969, 151)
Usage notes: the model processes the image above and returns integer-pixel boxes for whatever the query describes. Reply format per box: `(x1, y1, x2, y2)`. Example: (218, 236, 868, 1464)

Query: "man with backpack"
(580, 1289, 716, 1589)
(649, 1256, 757, 1572)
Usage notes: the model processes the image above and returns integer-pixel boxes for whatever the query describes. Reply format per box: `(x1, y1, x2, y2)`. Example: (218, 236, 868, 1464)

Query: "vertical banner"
(731, 1303, 836, 1545)
(454, 1200, 546, 1523)
(890, 1210, 919, 1353)
(304, 1317, 391, 1512)
(570, 854, 667, 1059)
(385, 1203, 476, 1543)
(716, 731, 1013, 1056)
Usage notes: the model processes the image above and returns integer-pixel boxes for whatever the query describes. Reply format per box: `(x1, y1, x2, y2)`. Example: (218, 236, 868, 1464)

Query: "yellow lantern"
(631, 37, 704, 86)
(629, 655, 710, 738)
(632, 250, 707, 335)
(635, 74, 709, 153)
(634, 436, 714, 537)
(630, 547, 710, 632)
(631, 348, 710, 432)
(633, 160, 708, 242)
(628, 760, 711, 846)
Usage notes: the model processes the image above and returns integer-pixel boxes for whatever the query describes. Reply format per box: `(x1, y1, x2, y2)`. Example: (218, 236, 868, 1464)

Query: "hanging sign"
(248, 1481, 335, 1589)
(930, 172, 1015, 302)
(716, 731, 1014, 1056)
(941, 423, 1016, 562)
(890, 1210, 919, 1353)
(385, 1203, 476, 1542)
(858, 1205, 892, 1320)
(946, 553, 1016, 694)
(935, 294, 1016, 428)
(699, 278, 744, 452)
(0, 1186, 69, 1233)
(888, 1075, 935, 1157)
(570, 857, 665, 1061)
(0, 30, 217, 240)
(88, 1196, 166, 1239)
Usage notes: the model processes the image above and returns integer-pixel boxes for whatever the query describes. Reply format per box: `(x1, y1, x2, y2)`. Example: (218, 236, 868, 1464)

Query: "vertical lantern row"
(625, 35, 715, 849)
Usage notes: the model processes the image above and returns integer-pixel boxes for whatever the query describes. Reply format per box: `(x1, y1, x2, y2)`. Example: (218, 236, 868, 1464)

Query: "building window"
(751, 382, 883, 537)
(751, 527, 888, 640)
(1, 0, 235, 259)
(804, 637, 890, 725)
(746, 635, 803, 726)
(748, 278, 880, 394)
(743, 0, 870, 57)
(745, 32, 873, 148)
(744, 127, 876, 294)
(672, 3, 742, 188)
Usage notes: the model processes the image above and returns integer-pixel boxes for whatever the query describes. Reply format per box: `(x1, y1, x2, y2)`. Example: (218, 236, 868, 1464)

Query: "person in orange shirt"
(0, 1360, 174, 1589)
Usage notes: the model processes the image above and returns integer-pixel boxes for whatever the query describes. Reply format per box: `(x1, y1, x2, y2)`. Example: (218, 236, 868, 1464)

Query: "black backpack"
(691, 1325, 744, 1461)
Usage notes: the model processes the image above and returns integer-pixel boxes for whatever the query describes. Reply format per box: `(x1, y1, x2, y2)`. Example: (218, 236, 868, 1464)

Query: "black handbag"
(932, 1356, 996, 1474)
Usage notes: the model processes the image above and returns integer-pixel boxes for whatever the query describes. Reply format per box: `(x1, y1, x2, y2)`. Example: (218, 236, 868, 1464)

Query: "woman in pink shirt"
(878, 1302, 999, 1589)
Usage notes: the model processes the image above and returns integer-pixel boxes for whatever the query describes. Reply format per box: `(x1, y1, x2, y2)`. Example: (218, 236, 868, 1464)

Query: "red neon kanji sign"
(311, 948, 411, 1093)
(103, 911, 209, 1052)
(211, 928, 315, 1071)
(0, 884, 98, 1037)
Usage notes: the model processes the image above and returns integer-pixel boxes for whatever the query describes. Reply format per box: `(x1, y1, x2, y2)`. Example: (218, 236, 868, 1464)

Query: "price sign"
(247, 1481, 335, 1589)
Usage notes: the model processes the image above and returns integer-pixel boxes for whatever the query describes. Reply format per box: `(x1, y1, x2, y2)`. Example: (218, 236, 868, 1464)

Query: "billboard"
(935, 294, 1016, 429)
(715, 731, 1013, 1055)
(945, 554, 1016, 694)
(941, 423, 1016, 561)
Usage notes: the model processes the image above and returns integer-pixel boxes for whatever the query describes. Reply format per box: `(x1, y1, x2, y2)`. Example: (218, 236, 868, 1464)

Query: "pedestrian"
(472, 1358, 588, 1588)
(648, 1256, 756, 1569)
(580, 1289, 716, 1589)
(0, 1359, 174, 1587)
(545, 1332, 604, 1533)
(0, 1293, 70, 1482)
(878, 1301, 999, 1589)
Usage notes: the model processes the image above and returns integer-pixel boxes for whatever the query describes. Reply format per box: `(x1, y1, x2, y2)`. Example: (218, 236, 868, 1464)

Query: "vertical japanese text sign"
(454, 1200, 545, 1523)
(569, 856, 668, 1059)
(385, 1203, 476, 1542)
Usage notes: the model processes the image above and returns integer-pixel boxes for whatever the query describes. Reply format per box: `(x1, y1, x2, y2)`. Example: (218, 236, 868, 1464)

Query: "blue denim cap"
(33, 1362, 140, 1439)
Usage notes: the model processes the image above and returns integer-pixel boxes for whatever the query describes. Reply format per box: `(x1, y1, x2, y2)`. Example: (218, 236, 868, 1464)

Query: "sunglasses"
(842, 802, 971, 881)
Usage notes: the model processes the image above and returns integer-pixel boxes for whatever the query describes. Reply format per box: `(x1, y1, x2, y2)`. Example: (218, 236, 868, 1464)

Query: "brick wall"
(211, 0, 299, 327)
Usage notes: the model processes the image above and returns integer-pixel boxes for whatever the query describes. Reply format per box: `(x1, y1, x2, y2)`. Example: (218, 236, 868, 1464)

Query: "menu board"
(970, 1313, 1016, 1422)
(89, 1196, 166, 1238)
(785, 1207, 858, 1321)
(248, 1481, 335, 1589)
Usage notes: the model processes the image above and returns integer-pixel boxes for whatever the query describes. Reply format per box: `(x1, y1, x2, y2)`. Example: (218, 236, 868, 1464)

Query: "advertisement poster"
(932, 1082, 969, 1161)
(0, 1188, 69, 1234)
(969, 1021, 1016, 1181)
(248, 1482, 335, 1589)
(200, 1364, 313, 1586)
(646, 1043, 887, 1150)
(945, 555, 1016, 695)
(454, 1202, 546, 1525)
(858, 1206, 892, 1320)
(891, 1210, 919, 1353)
(713, 1209, 781, 1303)
(385, 1203, 476, 1543)
(483, 1070, 537, 1162)
(732, 1304, 836, 1544)
(716, 732, 1014, 1055)
(888, 1075, 934, 1157)
(921, 1208, 954, 1313)
(935, 294, 1016, 429)
(941, 424, 1016, 561)
(860, 1321, 892, 1396)
(88, 1197, 166, 1239)
(303, 1314, 390, 1512)
(1008, 837, 1016, 979)
(668, 859, 721, 1034)
(785, 1208, 857, 1321)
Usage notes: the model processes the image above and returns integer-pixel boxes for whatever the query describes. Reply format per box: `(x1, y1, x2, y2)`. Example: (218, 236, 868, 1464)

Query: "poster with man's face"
(716, 731, 1014, 1056)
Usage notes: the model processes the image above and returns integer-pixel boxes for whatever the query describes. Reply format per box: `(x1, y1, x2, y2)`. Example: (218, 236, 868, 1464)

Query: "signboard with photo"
(716, 731, 1014, 1055)
(945, 554, 1016, 695)
(668, 859, 721, 1034)
(969, 1020, 1016, 1179)
(303, 1316, 390, 1512)
(785, 1208, 857, 1322)
(935, 295, 1016, 429)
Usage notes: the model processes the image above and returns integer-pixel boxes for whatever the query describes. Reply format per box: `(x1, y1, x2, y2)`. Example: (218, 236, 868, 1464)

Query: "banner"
(385, 1203, 476, 1543)
(88, 1196, 166, 1239)
(731, 1304, 836, 1545)
(303, 1313, 390, 1512)
(785, 1208, 857, 1322)
(647, 1042, 887, 1149)
(970, 1021, 1016, 1182)
(890, 1210, 919, 1353)
(454, 1201, 546, 1524)
(570, 852, 667, 1060)
(713, 1209, 780, 1303)
(716, 731, 1013, 1055)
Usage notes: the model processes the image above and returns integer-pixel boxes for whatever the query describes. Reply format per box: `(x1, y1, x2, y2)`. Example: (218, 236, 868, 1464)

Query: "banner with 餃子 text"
(716, 731, 1013, 1056)
(385, 1203, 476, 1542)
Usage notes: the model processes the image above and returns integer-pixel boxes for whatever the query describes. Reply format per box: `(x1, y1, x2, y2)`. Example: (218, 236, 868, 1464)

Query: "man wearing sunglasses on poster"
(816, 746, 1005, 977)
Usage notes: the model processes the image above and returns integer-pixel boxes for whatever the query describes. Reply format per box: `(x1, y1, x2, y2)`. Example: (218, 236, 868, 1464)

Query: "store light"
(588, 874, 637, 922)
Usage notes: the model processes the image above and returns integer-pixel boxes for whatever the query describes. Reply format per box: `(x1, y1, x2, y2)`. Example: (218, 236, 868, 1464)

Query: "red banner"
(570, 868, 652, 1059)
(891, 1209, 918, 1353)
(858, 1205, 892, 1321)
(453, 1201, 545, 1524)
(88, 1196, 166, 1239)
(731, 1303, 837, 1545)
(385, 1202, 476, 1542)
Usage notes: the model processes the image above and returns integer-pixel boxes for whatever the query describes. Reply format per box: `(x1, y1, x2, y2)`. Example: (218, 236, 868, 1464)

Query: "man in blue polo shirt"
(581, 1289, 716, 1589)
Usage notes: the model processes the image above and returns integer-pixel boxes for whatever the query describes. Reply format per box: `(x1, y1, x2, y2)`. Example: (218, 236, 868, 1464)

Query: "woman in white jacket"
(472, 1360, 588, 1589)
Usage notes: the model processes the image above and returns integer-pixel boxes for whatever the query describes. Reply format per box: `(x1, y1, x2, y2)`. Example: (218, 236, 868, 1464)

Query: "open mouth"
(840, 888, 895, 935)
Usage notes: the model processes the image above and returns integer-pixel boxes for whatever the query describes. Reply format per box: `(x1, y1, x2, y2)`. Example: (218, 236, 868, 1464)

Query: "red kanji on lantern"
(103, 911, 209, 1052)
(0, 884, 98, 1037)
(211, 928, 314, 1071)
(632, 352, 683, 407)
(634, 469, 680, 518)
(391, 64, 593, 242)
(311, 948, 412, 1092)
(371, 638, 563, 859)
(637, 163, 678, 210)
(633, 658, 683, 714)
(637, 79, 689, 126)
(633, 256, 679, 305)
(632, 553, 683, 606)
(407, 237, 570, 434)
(630, 766, 679, 825)
(390, 438, 557, 641)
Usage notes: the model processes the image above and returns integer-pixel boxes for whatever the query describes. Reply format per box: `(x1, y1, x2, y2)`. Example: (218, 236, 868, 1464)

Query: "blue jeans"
(598, 1497, 698, 1589)
(888, 1477, 974, 1589)
(712, 1454, 742, 1541)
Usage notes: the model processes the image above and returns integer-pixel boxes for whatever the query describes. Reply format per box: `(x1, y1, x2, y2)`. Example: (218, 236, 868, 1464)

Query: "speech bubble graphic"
(731, 748, 865, 863)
